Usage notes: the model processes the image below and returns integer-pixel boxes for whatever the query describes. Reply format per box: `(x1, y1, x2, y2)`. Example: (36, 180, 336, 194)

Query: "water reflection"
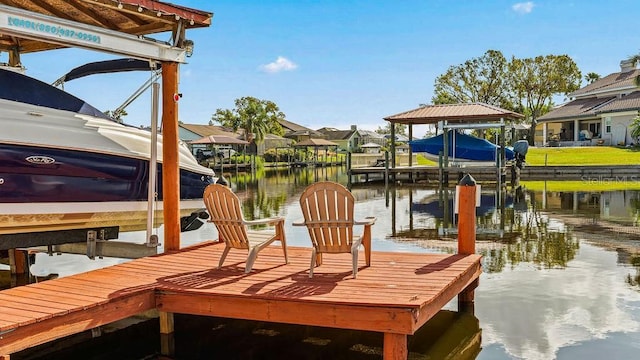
(13, 309, 481, 360)
(6, 168, 640, 360)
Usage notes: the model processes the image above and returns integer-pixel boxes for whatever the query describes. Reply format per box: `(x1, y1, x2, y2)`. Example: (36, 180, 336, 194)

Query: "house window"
(588, 123, 601, 137)
(604, 117, 611, 133)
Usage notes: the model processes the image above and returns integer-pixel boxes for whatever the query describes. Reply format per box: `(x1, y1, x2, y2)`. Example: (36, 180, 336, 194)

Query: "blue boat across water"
(409, 131, 515, 163)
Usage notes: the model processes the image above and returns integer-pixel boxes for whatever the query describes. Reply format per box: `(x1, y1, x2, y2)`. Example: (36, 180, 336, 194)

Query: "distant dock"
(348, 164, 640, 186)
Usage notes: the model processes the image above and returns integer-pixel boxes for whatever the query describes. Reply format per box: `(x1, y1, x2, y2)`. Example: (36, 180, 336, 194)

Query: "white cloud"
(512, 1, 534, 14)
(259, 56, 298, 73)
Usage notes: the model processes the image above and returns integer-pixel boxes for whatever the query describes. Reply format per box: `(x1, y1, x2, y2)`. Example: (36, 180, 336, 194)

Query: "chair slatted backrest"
(203, 184, 249, 250)
(299, 182, 354, 254)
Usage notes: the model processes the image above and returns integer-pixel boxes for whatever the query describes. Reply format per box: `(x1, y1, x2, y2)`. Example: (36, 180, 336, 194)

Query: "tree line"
(208, 49, 595, 145)
(431, 50, 583, 143)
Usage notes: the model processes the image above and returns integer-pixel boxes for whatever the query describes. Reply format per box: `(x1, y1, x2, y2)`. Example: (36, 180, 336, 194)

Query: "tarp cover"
(409, 131, 515, 161)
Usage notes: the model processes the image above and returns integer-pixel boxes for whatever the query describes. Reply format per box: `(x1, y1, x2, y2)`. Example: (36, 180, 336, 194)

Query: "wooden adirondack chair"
(294, 181, 376, 278)
(203, 184, 288, 273)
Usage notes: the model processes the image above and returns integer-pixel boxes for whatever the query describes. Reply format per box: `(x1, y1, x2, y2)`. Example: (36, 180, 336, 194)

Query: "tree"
(507, 54, 582, 144)
(629, 54, 640, 86)
(104, 109, 128, 123)
(431, 49, 515, 110)
(584, 72, 600, 84)
(211, 96, 285, 143)
(375, 122, 407, 136)
(630, 113, 640, 143)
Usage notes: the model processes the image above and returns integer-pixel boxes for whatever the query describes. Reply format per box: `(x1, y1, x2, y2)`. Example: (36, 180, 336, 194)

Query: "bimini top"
(55, 58, 160, 84)
(0, 67, 110, 120)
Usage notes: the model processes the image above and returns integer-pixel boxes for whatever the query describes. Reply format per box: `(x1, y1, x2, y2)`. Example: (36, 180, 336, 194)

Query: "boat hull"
(0, 143, 213, 203)
(0, 199, 207, 236)
(0, 68, 217, 238)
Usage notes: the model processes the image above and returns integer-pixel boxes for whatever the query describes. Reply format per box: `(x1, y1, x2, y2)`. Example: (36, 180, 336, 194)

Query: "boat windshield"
(0, 67, 111, 120)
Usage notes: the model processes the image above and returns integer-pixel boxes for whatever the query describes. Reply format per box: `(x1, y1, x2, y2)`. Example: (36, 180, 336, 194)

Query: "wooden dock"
(349, 165, 505, 185)
(0, 242, 480, 359)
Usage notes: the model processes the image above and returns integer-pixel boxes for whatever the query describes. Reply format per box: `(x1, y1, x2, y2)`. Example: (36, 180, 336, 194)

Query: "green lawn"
(413, 146, 640, 167)
(526, 146, 640, 166)
(521, 180, 640, 192)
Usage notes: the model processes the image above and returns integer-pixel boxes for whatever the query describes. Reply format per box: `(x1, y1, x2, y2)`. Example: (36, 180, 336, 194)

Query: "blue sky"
(11, 1, 640, 137)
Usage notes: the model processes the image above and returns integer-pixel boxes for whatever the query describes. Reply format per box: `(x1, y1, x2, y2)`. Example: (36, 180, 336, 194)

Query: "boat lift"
(0, 3, 197, 267)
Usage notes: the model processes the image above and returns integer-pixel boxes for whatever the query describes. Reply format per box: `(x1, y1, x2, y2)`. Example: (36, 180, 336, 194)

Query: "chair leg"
(245, 247, 260, 273)
(218, 246, 231, 269)
(277, 222, 289, 264)
(309, 248, 317, 278)
(351, 248, 359, 279)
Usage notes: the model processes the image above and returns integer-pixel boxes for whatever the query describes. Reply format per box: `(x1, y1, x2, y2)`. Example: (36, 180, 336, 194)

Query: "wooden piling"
(457, 173, 477, 309)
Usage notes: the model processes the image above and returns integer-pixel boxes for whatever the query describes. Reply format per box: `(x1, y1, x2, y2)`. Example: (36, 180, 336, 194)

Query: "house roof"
(279, 119, 313, 132)
(384, 134, 411, 142)
(294, 138, 339, 147)
(571, 69, 640, 97)
(596, 91, 640, 114)
(537, 96, 616, 122)
(0, 0, 212, 54)
(179, 124, 240, 138)
(287, 129, 325, 137)
(319, 129, 357, 141)
(358, 129, 384, 138)
(189, 135, 249, 145)
(537, 61, 640, 122)
(384, 103, 523, 124)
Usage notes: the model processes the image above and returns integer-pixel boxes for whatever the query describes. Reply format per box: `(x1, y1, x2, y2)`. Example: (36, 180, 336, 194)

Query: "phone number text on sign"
(7, 16, 101, 44)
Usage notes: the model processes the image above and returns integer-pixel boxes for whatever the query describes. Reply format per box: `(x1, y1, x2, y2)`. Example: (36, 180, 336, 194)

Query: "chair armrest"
(244, 217, 284, 226)
(292, 220, 306, 226)
(355, 216, 376, 226)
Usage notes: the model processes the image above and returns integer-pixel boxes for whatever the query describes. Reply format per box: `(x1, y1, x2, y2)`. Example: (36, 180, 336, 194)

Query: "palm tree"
(211, 96, 285, 144)
(629, 54, 640, 86)
(584, 72, 600, 84)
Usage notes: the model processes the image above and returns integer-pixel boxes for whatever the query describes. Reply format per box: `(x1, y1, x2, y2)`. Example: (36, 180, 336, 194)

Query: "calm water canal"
(8, 166, 640, 360)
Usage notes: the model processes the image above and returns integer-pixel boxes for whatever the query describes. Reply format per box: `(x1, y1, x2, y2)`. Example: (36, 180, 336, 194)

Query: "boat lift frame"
(437, 119, 507, 188)
(0, 4, 187, 63)
(0, 3, 191, 263)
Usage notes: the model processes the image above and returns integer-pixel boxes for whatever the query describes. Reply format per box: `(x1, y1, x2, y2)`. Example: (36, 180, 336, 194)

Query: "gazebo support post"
(390, 124, 396, 183)
(408, 124, 413, 182)
(499, 120, 505, 187)
(161, 61, 180, 251)
(442, 122, 449, 186)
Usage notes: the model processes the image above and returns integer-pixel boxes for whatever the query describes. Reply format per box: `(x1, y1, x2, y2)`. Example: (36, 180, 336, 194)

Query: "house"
(179, 123, 292, 156)
(535, 59, 640, 146)
(278, 119, 325, 142)
(317, 125, 363, 152)
(358, 129, 386, 147)
(179, 124, 242, 154)
(360, 142, 382, 154)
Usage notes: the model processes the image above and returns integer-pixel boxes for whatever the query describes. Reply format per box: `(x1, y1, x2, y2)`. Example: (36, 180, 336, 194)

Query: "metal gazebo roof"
(384, 102, 523, 125)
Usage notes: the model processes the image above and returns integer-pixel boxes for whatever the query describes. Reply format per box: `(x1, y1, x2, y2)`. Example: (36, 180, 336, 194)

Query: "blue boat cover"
(0, 68, 111, 120)
(409, 131, 515, 161)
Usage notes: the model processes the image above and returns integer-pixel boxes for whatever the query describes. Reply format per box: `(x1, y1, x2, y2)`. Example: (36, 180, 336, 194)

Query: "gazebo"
(293, 138, 340, 166)
(384, 102, 524, 168)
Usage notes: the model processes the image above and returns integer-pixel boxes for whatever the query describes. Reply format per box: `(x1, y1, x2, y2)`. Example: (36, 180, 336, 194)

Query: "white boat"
(0, 66, 215, 239)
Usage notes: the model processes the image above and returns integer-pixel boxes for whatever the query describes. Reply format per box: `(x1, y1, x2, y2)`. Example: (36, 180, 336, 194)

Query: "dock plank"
(0, 242, 481, 358)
